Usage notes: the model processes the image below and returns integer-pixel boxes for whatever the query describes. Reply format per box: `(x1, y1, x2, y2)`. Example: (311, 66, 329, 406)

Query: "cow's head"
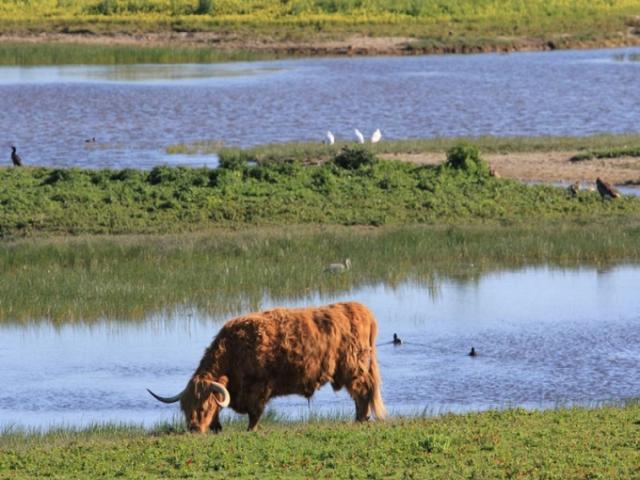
(147, 374, 230, 433)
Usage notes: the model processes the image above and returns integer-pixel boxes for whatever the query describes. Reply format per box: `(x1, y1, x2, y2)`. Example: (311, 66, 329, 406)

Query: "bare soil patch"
(384, 151, 640, 185)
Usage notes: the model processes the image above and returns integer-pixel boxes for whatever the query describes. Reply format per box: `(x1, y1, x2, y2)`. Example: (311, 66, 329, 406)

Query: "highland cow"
(148, 302, 386, 432)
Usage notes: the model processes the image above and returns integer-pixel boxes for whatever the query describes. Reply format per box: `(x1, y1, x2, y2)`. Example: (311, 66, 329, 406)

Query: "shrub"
(196, 0, 214, 14)
(445, 143, 489, 175)
(333, 147, 378, 170)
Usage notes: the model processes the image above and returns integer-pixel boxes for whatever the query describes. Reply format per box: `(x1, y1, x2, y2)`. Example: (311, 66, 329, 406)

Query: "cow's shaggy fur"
(177, 302, 386, 432)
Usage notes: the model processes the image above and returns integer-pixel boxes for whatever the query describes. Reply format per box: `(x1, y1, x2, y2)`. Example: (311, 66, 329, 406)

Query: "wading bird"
(596, 177, 620, 199)
(370, 129, 382, 144)
(354, 129, 365, 144)
(10, 146, 22, 167)
(325, 258, 352, 273)
(326, 131, 335, 145)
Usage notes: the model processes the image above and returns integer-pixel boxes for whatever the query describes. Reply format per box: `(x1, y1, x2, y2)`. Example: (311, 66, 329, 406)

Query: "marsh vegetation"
(2, 222, 640, 324)
(2, 146, 640, 238)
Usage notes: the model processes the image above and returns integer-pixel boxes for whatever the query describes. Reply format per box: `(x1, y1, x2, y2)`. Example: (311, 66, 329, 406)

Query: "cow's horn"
(210, 382, 230, 408)
(146, 387, 185, 404)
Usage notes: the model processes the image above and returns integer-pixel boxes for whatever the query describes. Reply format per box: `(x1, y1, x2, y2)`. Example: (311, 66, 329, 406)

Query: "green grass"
(1, 404, 639, 478)
(3, 148, 640, 238)
(1, 0, 639, 63)
(0, 42, 273, 65)
(168, 133, 640, 159)
(570, 145, 640, 162)
(2, 222, 640, 324)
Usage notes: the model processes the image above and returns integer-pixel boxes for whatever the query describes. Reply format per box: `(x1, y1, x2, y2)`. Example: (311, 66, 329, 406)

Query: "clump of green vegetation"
(1, 404, 638, 478)
(333, 146, 377, 170)
(1, 150, 639, 238)
(445, 143, 489, 176)
(570, 145, 640, 162)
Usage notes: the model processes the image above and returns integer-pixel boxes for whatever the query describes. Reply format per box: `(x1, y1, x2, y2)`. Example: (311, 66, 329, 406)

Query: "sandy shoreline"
(383, 151, 640, 186)
(2, 31, 640, 56)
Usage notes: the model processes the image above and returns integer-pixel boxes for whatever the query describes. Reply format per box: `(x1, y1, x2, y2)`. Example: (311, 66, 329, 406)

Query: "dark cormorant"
(10, 146, 22, 167)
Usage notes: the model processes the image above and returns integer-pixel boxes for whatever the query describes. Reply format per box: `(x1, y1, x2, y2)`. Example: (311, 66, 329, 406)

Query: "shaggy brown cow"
(148, 302, 386, 432)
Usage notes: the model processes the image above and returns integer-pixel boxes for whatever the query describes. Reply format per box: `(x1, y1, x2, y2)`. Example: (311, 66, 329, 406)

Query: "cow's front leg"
(209, 411, 222, 433)
(247, 404, 265, 432)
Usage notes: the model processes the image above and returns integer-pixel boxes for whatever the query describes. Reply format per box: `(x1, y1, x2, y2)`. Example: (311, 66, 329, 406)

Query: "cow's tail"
(369, 320, 387, 420)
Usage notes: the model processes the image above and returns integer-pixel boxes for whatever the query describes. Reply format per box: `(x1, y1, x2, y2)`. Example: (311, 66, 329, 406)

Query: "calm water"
(1, 47, 640, 169)
(1, 265, 639, 430)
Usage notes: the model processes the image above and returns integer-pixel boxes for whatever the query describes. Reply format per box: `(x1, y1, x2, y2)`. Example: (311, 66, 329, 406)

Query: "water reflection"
(1, 264, 638, 429)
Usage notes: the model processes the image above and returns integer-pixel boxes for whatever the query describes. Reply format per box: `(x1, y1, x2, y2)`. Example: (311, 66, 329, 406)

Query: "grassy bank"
(1, 0, 639, 63)
(2, 223, 640, 324)
(0, 42, 272, 65)
(2, 147, 640, 237)
(1, 404, 638, 478)
(168, 133, 640, 158)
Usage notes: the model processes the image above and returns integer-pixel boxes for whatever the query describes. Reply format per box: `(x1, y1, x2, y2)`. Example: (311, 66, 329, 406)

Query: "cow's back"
(211, 302, 376, 400)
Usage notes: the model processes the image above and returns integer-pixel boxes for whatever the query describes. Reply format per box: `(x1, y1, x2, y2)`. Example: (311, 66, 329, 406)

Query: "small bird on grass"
(10, 146, 22, 167)
(568, 181, 580, 196)
(596, 177, 620, 199)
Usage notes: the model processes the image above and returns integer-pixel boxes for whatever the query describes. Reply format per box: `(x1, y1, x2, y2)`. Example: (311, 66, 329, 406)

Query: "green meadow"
(1, 404, 638, 478)
(1, 0, 639, 64)
(1, 0, 637, 37)
(169, 132, 640, 157)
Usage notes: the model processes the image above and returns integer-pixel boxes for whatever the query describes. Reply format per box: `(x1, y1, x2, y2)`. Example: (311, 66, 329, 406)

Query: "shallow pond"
(1, 47, 640, 169)
(1, 264, 638, 430)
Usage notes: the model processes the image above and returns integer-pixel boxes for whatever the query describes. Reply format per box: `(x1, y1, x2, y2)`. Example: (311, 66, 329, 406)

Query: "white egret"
(354, 129, 365, 144)
(326, 130, 335, 145)
(371, 128, 382, 143)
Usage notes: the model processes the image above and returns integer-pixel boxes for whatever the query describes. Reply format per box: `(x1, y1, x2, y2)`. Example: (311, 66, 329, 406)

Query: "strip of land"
(1, 0, 640, 63)
(1, 404, 638, 478)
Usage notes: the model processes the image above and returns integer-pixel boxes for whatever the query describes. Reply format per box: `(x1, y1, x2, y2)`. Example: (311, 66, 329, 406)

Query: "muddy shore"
(2, 30, 640, 57)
